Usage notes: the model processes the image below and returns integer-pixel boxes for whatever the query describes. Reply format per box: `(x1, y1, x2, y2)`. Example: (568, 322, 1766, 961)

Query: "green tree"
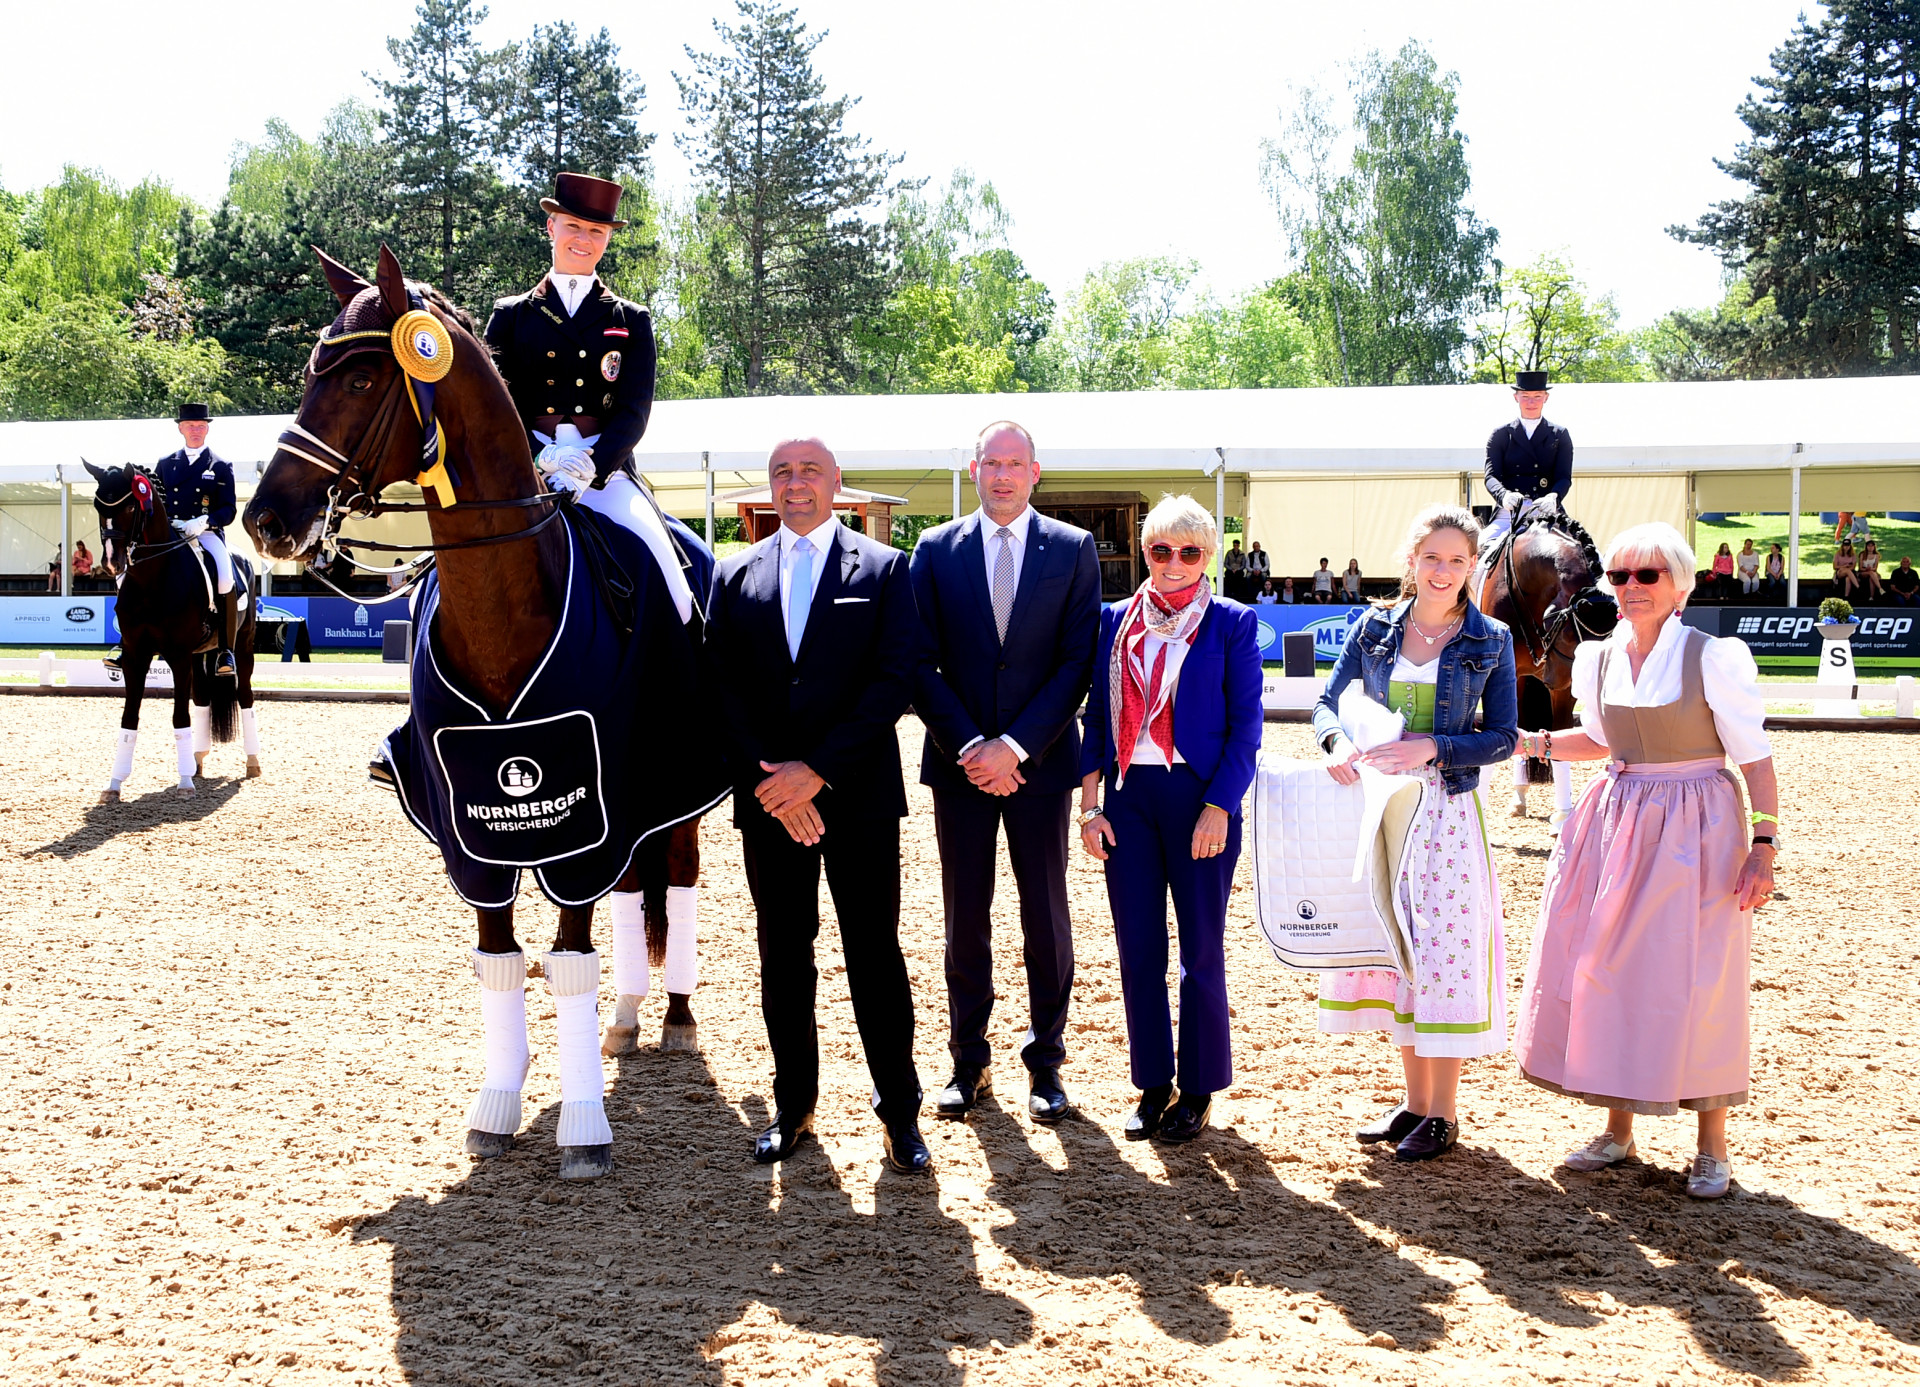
(1673, 1, 1920, 374)
(4, 166, 189, 308)
(0, 297, 227, 421)
(1639, 277, 1786, 382)
(1264, 43, 1499, 385)
(1471, 253, 1648, 383)
(675, 1, 903, 393)
(375, 0, 518, 301)
(1168, 285, 1318, 390)
(1045, 256, 1195, 392)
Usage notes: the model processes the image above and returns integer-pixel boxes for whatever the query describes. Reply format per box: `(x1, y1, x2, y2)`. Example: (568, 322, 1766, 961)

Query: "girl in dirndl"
(1312, 506, 1518, 1162)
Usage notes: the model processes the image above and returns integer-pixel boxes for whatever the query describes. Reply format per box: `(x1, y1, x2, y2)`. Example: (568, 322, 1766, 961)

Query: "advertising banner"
(1682, 607, 1920, 660)
(306, 596, 398, 649)
(1249, 604, 1369, 663)
(0, 596, 108, 644)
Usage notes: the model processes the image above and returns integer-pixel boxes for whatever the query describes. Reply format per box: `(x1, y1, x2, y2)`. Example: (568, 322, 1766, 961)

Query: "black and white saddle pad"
(379, 508, 727, 907)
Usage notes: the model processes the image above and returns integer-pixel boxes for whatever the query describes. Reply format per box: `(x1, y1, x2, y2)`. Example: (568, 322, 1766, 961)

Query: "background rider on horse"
(1482, 369, 1573, 552)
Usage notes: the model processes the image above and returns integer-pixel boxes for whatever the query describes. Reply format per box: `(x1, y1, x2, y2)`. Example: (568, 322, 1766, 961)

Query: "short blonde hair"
(1141, 493, 1218, 555)
(1603, 522, 1697, 602)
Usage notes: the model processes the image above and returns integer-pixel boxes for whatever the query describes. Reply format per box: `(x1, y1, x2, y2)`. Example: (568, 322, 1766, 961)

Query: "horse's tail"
(1518, 677, 1553, 784)
(202, 654, 239, 743)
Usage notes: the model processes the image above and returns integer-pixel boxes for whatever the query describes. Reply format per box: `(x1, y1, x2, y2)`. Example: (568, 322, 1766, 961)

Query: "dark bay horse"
(1475, 514, 1615, 826)
(244, 246, 715, 1181)
(86, 462, 258, 802)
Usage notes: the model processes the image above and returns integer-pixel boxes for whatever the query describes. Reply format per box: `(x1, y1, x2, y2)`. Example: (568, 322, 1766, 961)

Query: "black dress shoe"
(1125, 1084, 1174, 1141)
(1154, 1092, 1213, 1145)
(102, 649, 123, 672)
(882, 1120, 932, 1174)
(1357, 1102, 1424, 1146)
(752, 1111, 814, 1164)
(1393, 1115, 1458, 1162)
(933, 1064, 992, 1120)
(1028, 1066, 1071, 1124)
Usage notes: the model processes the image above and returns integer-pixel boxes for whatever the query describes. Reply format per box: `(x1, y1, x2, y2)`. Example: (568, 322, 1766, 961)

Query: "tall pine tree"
(675, 1, 902, 394)
(1673, 2, 1920, 375)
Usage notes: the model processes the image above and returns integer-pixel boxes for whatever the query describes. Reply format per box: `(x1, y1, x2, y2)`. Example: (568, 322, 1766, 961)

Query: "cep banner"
(0, 596, 109, 643)
(1249, 604, 1368, 662)
(1682, 607, 1920, 659)
(434, 711, 609, 867)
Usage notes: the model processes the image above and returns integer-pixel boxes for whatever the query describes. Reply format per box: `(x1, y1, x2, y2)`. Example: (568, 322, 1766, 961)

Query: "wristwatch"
(1079, 806, 1105, 825)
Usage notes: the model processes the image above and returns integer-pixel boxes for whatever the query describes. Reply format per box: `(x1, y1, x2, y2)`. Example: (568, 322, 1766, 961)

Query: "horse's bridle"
(274, 300, 566, 603)
(1502, 516, 1613, 679)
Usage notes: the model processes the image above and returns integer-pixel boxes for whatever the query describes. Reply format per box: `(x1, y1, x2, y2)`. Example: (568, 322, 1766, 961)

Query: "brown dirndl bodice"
(1595, 625, 1726, 764)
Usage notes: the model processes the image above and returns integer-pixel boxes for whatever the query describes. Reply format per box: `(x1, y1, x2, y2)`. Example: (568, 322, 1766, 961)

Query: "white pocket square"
(832, 596, 869, 604)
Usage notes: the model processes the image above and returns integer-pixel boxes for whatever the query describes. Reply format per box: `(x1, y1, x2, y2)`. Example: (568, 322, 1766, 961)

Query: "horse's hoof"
(245, 757, 262, 778)
(1550, 809, 1571, 836)
(601, 1024, 638, 1057)
(465, 1129, 515, 1159)
(175, 785, 197, 800)
(559, 1144, 613, 1181)
(1508, 803, 1528, 818)
(661, 1022, 699, 1054)
(97, 789, 120, 805)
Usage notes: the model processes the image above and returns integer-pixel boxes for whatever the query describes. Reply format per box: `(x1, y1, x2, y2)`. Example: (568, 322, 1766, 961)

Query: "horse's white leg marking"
(544, 950, 613, 1148)
(172, 726, 196, 792)
(191, 704, 212, 764)
(664, 885, 699, 995)
(467, 950, 529, 1136)
(602, 892, 646, 1056)
(105, 728, 137, 793)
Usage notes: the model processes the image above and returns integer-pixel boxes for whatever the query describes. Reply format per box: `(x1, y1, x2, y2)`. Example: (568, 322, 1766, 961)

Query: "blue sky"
(2, 0, 1817, 325)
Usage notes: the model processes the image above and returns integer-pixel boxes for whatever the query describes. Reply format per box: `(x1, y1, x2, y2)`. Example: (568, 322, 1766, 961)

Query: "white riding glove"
(1501, 491, 1526, 516)
(533, 422, 598, 487)
(175, 516, 210, 539)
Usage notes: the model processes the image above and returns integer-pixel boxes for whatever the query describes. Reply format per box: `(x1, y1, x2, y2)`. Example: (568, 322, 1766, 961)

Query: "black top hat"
(175, 402, 211, 423)
(1512, 370, 1550, 392)
(540, 173, 628, 228)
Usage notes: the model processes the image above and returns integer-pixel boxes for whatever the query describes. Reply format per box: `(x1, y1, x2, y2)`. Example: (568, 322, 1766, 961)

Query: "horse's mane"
(414, 282, 479, 338)
(1521, 510, 1602, 582)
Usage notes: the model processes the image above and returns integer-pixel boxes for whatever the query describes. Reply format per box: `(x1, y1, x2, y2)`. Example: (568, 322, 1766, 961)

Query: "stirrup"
(103, 649, 123, 672)
(215, 648, 236, 677)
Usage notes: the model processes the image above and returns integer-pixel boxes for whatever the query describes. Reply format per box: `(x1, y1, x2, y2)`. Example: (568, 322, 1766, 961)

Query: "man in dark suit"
(1483, 369, 1574, 550)
(910, 421, 1100, 1125)
(706, 438, 930, 1173)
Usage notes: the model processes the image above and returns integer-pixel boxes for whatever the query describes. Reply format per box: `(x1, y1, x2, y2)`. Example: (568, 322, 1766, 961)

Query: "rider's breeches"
(574, 472, 695, 623)
(199, 531, 234, 593)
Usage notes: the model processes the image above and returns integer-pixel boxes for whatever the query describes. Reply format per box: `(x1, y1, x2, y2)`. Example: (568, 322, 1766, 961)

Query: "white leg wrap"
(241, 707, 261, 757)
(545, 951, 613, 1147)
(1553, 759, 1575, 814)
(1512, 755, 1529, 788)
(664, 885, 699, 994)
(173, 726, 195, 783)
(467, 950, 529, 1135)
(609, 891, 649, 1000)
(191, 705, 212, 756)
(107, 728, 137, 791)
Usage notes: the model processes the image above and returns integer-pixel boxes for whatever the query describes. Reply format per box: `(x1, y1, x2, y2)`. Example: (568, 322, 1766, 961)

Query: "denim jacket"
(1310, 599, 1518, 795)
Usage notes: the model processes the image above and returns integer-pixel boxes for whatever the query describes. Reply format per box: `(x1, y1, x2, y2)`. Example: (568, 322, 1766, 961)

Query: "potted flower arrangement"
(1817, 596, 1858, 640)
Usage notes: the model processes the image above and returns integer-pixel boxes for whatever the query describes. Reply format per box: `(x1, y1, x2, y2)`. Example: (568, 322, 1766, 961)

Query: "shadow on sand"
(28, 775, 246, 860)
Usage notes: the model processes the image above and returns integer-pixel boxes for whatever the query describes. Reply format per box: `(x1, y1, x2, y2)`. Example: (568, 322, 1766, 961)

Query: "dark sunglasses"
(1147, 544, 1207, 565)
(1605, 566, 1669, 587)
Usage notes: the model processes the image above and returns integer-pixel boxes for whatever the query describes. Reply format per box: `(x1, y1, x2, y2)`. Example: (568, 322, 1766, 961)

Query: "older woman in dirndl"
(1514, 522, 1779, 1200)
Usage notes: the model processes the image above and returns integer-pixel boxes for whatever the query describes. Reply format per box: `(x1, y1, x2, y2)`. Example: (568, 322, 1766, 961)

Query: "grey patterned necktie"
(992, 526, 1015, 642)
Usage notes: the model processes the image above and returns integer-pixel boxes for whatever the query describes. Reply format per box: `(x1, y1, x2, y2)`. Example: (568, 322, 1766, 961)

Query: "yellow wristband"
(1750, 812, 1779, 826)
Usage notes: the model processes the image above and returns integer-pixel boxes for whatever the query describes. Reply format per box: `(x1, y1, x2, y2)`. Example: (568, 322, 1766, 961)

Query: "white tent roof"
(4, 376, 1919, 487)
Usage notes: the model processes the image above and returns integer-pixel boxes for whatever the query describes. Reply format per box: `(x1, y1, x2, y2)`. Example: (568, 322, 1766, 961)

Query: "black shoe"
(752, 1111, 814, 1164)
(882, 1120, 932, 1174)
(102, 648, 123, 672)
(933, 1064, 992, 1120)
(214, 648, 236, 678)
(1393, 1115, 1458, 1162)
(1028, 1066, 1071, 1124)
(1155, 1092, 1212, 1144)
(1357, 1102, 1423, 1146)
(1125, 1084, 1174, 1141)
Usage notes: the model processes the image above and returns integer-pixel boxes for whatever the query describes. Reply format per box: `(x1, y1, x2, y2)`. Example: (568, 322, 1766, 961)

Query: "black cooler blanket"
(378, 507, 728, 907)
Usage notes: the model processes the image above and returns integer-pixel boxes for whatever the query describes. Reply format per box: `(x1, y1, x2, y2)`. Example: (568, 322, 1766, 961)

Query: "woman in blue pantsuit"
(1079, 496, 1264, 1144)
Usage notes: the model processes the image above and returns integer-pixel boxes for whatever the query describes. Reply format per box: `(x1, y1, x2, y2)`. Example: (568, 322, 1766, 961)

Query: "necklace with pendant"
(1408, 612, 1461, 647)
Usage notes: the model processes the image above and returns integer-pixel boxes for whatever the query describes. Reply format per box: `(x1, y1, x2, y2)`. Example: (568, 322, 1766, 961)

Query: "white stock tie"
(991, 527, 1015, 642)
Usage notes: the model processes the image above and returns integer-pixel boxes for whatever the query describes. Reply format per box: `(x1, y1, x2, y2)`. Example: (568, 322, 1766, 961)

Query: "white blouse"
(1572, 613, 1772, 765)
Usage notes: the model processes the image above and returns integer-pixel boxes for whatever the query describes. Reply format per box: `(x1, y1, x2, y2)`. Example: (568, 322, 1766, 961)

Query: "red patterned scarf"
(1109, 575, 1211, 788)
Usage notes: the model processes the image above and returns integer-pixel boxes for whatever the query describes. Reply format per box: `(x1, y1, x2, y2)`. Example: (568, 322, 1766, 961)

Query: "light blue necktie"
(787, 535, 814, 659)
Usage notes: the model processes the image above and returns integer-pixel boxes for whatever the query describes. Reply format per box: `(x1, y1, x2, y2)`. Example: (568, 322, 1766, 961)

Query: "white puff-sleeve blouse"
(1571, 614, 1772, 765)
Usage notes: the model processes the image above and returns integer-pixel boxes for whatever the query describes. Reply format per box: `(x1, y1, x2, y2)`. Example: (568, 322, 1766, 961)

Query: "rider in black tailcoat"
(153, 403, 239, 676)
(1483, 369, 1572, 550)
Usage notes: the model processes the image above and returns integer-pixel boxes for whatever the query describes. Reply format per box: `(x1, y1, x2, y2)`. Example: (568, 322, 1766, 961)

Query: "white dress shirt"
(551, 271, 599, 317)
(777, 516, 838, 650)
(1519, 415, 1542, 438)
(1573, 612, 1772, 765)
(957, 506, 1036, 765)
(183, 445, 207, 463)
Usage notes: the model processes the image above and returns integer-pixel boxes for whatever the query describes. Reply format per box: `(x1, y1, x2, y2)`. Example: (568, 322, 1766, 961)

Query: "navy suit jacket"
(910, 511, 1101, 796)
(706, 523, 921, 827)
(1484, 418, 1573, 506)
(1079, 596, 1265, 813)
(156, 449, 237, 532)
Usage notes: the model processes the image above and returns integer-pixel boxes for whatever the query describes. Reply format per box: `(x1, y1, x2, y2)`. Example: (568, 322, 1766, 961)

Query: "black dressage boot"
(215, 589, 238, 677)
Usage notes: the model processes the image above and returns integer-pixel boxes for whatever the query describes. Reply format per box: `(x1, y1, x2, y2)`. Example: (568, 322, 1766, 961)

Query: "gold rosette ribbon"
(391, 310, 454, 383)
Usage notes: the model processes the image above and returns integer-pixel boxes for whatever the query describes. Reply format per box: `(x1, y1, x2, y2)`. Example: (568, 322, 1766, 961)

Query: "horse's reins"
(1502, 515, 1609, 680)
